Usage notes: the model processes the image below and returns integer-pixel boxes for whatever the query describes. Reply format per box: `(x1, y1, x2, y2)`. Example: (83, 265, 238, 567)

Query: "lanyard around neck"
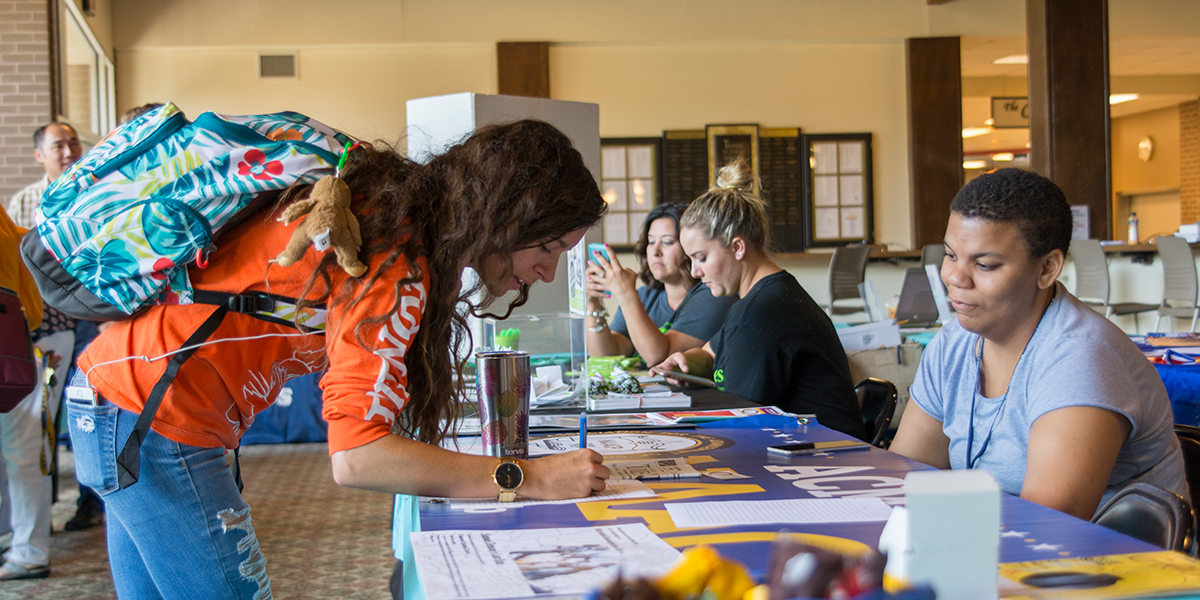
(964, 287, 1056, 469)
(965, 337, 1008, 469)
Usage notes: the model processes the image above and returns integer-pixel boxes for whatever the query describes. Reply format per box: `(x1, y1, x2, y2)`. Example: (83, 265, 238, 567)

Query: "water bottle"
(1127, 212, 1140, 244)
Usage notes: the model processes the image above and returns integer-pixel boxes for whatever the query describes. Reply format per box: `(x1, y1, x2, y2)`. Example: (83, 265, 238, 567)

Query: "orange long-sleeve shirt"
(79, 202, 428, 454)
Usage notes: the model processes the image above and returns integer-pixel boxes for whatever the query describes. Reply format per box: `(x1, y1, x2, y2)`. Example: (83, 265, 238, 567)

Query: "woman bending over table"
(889, 168, 1187, 520)
(71, 120, 611, 599)
(585, 203, 736, 366)
(651, 161, 865, 440)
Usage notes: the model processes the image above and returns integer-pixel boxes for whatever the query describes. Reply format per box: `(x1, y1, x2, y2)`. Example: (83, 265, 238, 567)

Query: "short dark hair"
(634, 202, 695, 291)
(32, 122, 77, 149)
(120, 103, 165, 125)
(950, 168, 1072, 260)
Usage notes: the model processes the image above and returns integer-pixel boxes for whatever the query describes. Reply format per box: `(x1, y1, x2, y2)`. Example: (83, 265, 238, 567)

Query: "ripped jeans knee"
(220, 507, 271, 600)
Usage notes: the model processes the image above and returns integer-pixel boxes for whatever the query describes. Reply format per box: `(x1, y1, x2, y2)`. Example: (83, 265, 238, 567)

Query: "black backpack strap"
(232, 445, 243, 493)
(192, 290, 326, 332)
(116, 306, 229, 489)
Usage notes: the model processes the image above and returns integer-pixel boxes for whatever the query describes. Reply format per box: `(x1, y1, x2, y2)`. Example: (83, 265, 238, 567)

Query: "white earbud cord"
(82, 330, 321, 382)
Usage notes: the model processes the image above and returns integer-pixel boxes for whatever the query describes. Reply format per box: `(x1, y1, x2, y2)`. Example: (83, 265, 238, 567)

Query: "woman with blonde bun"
(652, 160, 865, 439)
(585, 203, 736, 366)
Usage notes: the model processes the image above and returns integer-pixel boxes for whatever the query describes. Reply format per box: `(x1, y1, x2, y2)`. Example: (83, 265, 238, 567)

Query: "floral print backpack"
(20, 103, 351, 329)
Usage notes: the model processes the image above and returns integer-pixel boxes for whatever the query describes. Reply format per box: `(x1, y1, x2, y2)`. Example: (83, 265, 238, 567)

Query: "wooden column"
(497, 42, 550, 98)
(1027, 0, 1112, 239)
(906, 37, 963, 249)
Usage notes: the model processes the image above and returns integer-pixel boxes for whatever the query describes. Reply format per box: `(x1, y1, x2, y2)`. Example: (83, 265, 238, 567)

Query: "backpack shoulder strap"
(191, 290, 326, 332)
(116, 305, 228, 488)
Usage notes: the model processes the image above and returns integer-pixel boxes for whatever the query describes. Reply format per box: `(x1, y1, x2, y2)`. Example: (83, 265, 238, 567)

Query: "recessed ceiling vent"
(259, 54, 297, 78)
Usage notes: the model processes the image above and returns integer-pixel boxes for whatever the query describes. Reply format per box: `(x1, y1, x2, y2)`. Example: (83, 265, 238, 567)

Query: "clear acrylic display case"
(480, 312, 589, 406)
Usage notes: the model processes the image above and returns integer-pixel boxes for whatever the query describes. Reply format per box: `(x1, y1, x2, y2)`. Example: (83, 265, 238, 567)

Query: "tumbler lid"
(474, 349, 530, 359)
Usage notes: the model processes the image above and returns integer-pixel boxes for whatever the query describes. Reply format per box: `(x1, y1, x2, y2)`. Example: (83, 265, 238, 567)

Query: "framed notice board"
(706, 124, 760, 194)
(662, 130, 709, 205)
(758, 128, 804, 252)
(801, 133, 874, 248)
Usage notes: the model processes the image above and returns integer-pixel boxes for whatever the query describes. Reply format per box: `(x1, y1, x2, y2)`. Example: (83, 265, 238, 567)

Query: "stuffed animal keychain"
(273, 142, 368, 277)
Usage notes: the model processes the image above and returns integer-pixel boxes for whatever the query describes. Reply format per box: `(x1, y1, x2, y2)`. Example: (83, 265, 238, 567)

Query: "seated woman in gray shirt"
(890, 168, 1188, 520)
(586, 203, 736, 367)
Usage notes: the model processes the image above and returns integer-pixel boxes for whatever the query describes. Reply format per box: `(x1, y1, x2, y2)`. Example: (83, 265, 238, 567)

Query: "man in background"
(5, 122, 82, 230)
(3, 121, 104, 538)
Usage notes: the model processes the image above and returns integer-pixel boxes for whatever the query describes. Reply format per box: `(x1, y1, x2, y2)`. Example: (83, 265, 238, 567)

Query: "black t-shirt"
(710, 271, 866, 440)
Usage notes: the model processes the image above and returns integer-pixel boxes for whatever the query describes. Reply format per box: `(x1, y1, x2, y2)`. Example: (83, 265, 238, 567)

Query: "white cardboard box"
(879, 470, 1000, 600)
(837, 320, 902, 352)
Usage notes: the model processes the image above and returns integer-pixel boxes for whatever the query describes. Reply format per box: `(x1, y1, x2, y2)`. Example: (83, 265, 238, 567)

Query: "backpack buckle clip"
(227, 293, 275, 314)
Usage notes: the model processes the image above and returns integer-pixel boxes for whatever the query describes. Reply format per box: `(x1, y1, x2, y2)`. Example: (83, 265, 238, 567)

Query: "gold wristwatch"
(492, 458, 524, 502)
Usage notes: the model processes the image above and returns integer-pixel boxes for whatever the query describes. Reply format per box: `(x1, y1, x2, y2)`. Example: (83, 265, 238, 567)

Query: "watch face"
(495, 461, 523, 489)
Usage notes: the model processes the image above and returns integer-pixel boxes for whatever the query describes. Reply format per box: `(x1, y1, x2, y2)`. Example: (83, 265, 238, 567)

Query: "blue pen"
(579, 411, 588, 450)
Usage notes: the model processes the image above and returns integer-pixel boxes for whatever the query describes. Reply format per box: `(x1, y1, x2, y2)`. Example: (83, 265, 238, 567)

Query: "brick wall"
(0, 0, 52, 203)
(1183, 99, 1200, 225)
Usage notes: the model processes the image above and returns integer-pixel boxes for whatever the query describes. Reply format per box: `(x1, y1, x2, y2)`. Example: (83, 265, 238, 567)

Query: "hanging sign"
(991, 97, 1029, 128)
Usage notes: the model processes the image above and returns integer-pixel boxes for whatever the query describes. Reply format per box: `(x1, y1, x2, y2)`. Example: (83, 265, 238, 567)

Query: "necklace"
(964, 286, 1056, 469)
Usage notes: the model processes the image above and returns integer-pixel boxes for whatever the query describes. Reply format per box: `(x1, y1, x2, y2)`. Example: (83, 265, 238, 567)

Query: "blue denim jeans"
(66, 388, 272, 600)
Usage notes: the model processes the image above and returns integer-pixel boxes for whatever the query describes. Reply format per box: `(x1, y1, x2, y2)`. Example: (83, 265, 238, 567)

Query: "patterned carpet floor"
(1, 443, 396, 600)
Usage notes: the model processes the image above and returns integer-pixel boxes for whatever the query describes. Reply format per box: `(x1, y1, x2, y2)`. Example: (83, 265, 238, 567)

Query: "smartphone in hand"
(587, 243, 611, 266)
(767, 440, 870, 456)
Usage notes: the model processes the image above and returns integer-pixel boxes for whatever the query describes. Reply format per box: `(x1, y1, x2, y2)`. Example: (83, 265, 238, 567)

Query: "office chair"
(920, 244, 944, 270)
(1091, 482, 1194, 554)
(827, 245, 872, 317)
(1069, 239, 1157, 332)
(854, 377, 898, 448)
(1154, 236, 1200, 333)
(1174, 425, 1200, 555)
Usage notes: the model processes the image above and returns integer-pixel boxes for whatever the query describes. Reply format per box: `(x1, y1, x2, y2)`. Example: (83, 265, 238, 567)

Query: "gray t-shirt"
(610, 281, 736, 343)
(911, 282, 1188, 512)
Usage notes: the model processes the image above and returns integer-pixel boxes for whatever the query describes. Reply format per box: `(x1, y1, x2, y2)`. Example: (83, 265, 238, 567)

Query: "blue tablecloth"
(401, 418, 1160, 600)
(240, 371, 328, 445)
(1157, 363, 1200, 426)
(1134, 340, 1200, 426)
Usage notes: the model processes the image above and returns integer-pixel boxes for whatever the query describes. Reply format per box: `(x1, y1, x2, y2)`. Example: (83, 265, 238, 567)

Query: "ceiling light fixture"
(992, 54, 1028, 65)
(962, 127, 993, 138)
(1110, 94, 1139, 105)
(992, 153, 1015, 162)
(963, 160, 989, 169)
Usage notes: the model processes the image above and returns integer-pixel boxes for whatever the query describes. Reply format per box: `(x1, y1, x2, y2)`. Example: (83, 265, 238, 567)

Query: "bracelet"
(588, 321, 609, 333)
(589, 308, 609, 319)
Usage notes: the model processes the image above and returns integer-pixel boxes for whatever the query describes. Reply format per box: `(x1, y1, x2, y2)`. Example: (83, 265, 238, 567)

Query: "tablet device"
(656, 369, 718, 388)
(893, 267, 940, 327)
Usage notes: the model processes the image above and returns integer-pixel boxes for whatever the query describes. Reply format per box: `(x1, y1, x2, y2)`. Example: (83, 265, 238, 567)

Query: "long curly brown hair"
(287, 120, 605, 445)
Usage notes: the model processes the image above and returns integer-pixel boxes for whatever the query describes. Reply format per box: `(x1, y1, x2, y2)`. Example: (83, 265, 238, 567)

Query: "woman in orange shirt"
(70, 120, 610, 599)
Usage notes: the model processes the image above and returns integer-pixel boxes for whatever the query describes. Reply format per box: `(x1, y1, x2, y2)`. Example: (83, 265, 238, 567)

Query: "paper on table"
(665, 498, 893, 528)
(447, 479, 655, 508)
(411, 523, 680, 600)
(606, 458, 699, 480)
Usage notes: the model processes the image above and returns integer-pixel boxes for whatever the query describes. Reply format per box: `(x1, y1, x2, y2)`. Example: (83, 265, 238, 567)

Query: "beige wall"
(1113, 105, 1181, 194)
(108, 0, 1200, 252)
(552, 42, 911, 248)
(116, 45, 496, 142)
(1112, 104, 1183, 240)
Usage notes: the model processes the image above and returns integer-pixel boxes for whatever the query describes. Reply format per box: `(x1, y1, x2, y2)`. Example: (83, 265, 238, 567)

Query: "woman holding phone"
(652, 161, 865, 439)
(585, 203, 736, 367)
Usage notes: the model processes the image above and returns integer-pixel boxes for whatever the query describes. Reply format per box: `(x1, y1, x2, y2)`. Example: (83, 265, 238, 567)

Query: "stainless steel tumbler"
(475, 350, 531, 458)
